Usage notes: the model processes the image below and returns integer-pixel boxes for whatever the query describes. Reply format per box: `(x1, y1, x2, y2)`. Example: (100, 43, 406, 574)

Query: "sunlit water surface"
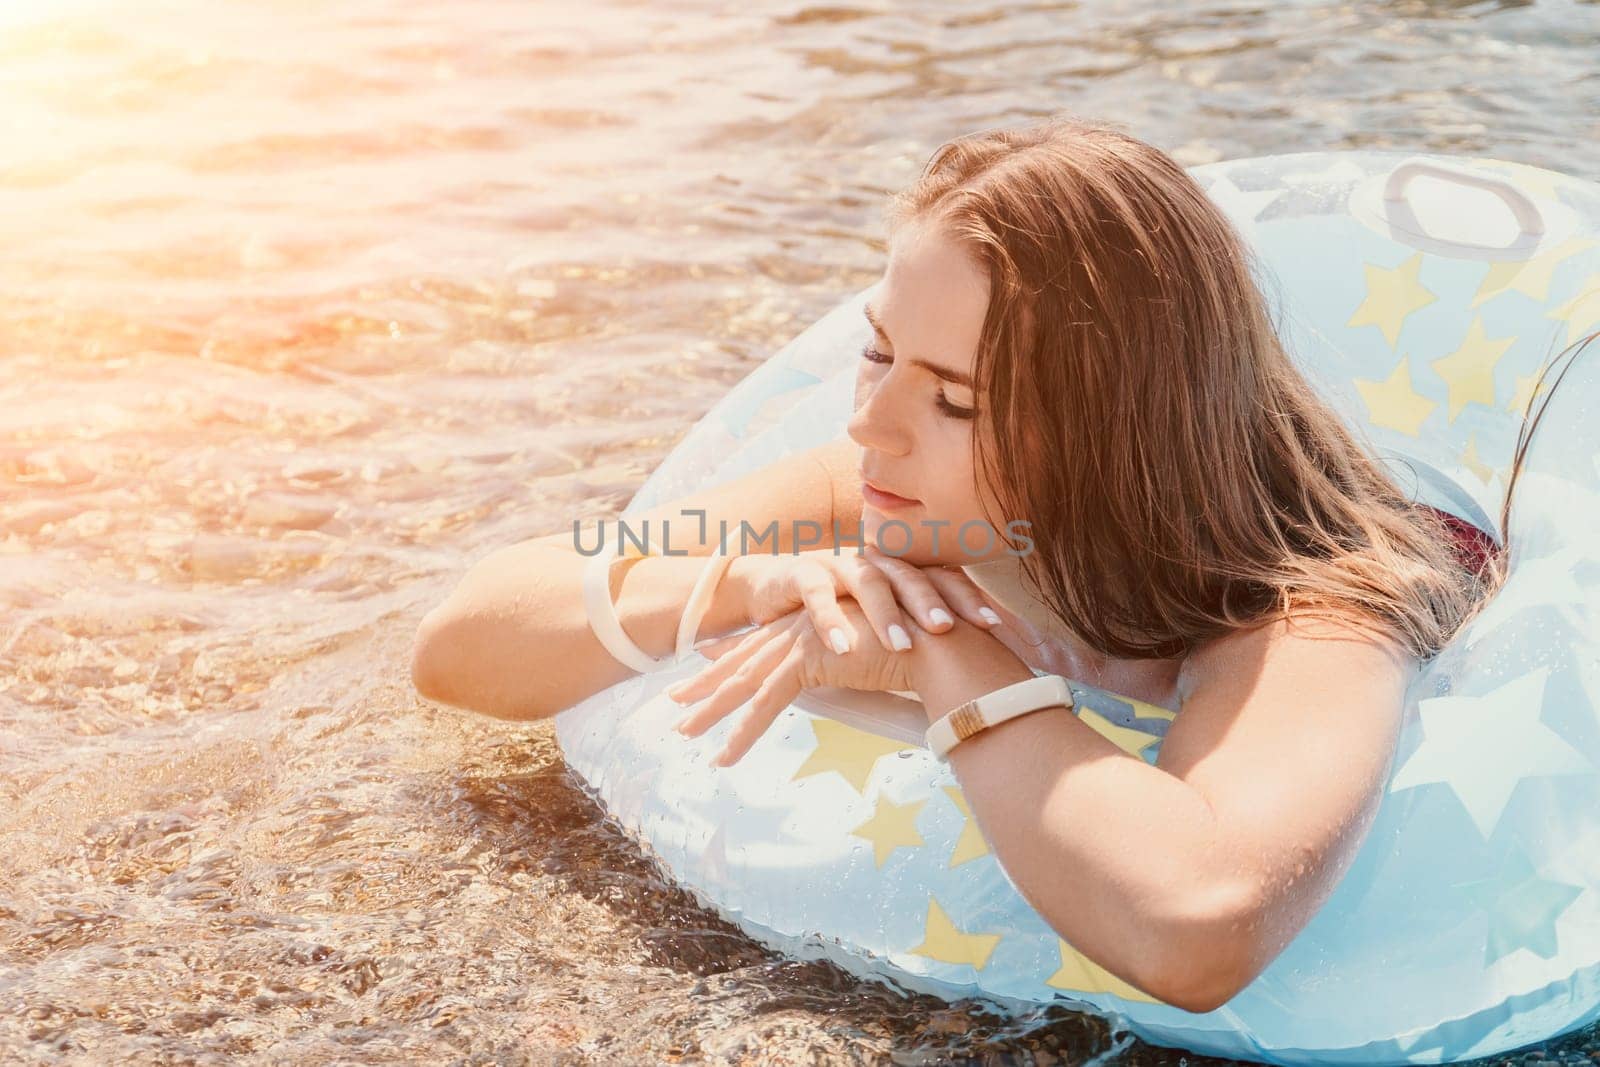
(4, 0, 1599, 1062)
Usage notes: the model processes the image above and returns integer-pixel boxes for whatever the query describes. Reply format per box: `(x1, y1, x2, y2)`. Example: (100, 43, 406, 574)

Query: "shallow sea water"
(3, 0, 1600, 1063)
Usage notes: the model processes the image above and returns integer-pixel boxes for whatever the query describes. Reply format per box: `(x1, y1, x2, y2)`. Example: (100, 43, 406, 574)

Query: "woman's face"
(848, 217, 1015, 567)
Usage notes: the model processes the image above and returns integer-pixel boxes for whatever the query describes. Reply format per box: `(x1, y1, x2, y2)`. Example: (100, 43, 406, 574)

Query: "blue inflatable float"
(555, 150, 1600, 1064)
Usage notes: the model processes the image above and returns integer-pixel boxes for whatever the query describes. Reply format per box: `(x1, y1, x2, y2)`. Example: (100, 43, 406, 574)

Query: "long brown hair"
(885, 115, 1587, 661)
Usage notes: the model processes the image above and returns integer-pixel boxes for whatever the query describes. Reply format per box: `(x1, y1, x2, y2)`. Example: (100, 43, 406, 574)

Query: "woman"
(413, 117, 1560, 1013)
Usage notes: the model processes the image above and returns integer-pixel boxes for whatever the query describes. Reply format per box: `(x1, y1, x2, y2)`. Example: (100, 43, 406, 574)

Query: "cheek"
(930, 434, 980, 509)
(945, 443, 1020, 548)
(917, 447, 989, 537)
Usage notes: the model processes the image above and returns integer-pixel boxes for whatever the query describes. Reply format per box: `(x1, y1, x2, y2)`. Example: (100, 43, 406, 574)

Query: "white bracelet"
(925, 674, 1074, 762)
(582, 544, 677, 674)
(675, 544, 737, 661)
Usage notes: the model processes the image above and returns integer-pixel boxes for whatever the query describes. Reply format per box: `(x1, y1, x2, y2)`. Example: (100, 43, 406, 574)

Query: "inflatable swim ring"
(554, 150, 1600, 1064)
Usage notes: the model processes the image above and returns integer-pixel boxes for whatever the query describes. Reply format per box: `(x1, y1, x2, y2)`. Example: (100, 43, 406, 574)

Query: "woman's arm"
(411, 434, 863, 720)
(908, 613, 1411, 1014)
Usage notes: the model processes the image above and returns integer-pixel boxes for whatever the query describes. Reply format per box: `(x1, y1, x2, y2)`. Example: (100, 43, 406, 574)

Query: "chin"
(858, 508, 971, 567)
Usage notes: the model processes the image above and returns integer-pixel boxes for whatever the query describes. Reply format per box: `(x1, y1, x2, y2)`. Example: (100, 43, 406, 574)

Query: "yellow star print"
(1459, 434, 1497, 485)
(1472, 238, 1597, 307)
(1430, 317, 1516, 422)
(792, 717, 915, 794)
(942, 785, 990, 868)
(1353, 356, 1437, 436)
(1347, 252, 1437, 348)
(1046, 939, 1165, 1004)
(1076, 705, 1161, 759)
(1474, 158, 1572, 203)
(849, 793, 925, 867)
(1121, 696, 1177, 723)
(909, 896, 1002, 970)
(1507, 370, 1551, 416)
(1548, 277, 1600, 346)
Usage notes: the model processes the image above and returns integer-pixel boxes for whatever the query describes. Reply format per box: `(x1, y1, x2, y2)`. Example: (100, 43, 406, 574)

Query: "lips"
(861, 474, 919, 505)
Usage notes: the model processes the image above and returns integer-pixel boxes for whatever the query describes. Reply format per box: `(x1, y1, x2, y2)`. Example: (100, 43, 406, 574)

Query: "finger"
(676, 625, 797, 740)
(835, 554, 915, 652)
(710, 646, 805, 767)
(694, 628, 754, 661)
(922, 565, 1008, 629)
(862, 548, 962, 634)
(790, 562, 858, 655)
(666, 621, 782, 705)
(674, 619, 802, 738)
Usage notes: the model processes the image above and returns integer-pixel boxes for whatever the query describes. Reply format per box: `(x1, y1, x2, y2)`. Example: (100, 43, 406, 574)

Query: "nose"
(847, 365, 913, 456)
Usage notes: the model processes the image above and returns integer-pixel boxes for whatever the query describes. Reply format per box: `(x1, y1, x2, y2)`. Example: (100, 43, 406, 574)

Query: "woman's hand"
(734, 545, 1006, 657)
(666, 596, 922, 767)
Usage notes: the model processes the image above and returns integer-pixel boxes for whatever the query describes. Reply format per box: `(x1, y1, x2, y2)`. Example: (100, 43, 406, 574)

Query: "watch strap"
(925, 674, 1074, 762)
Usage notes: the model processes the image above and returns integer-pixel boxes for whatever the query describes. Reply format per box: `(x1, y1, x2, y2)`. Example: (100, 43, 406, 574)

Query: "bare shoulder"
(1178, 608, 1412, 701)
(1164, 607, 1415, 782)
(811, 433, 865, 523)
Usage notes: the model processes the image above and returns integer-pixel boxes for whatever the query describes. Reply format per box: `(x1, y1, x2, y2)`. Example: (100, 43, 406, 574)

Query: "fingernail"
(929, 608, 954, 629)
(979, 607, 1002, 627)
(829, 627, 850, 654)
(888, 624, 912, 651)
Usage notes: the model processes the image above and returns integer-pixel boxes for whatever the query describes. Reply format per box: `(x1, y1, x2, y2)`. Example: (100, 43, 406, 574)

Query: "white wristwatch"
(924, 674, 1075, 762)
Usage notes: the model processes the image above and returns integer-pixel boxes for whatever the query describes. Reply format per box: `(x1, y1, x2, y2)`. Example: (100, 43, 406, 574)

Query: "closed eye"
(859, 345, 976, 420)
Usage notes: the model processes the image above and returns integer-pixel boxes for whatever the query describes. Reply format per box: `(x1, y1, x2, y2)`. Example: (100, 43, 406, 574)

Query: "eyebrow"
(863, 303, 974, 389)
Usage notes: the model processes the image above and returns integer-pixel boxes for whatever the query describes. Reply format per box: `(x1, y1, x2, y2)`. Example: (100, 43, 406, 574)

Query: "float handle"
(1383, 158, 1546, 238)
